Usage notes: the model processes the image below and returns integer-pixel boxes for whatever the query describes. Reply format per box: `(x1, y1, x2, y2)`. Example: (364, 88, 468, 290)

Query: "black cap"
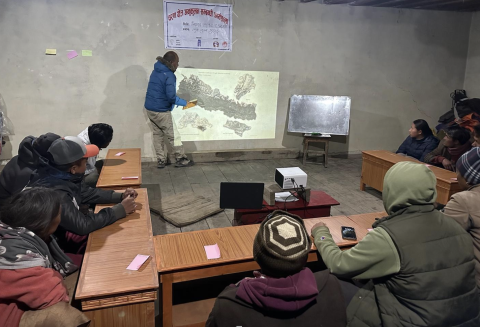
(33, 133, 61, 158)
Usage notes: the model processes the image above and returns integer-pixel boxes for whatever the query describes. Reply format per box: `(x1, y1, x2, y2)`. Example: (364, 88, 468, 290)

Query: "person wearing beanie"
(444, 147, 480, 287)
(206, 210, 349, 327)
(30, 136, 138, 263)
(312, 162, 480, 326)
(0, 133, 61, 205)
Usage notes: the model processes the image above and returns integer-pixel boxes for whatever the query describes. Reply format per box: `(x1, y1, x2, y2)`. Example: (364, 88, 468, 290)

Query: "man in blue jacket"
(145, 51, 194, 168)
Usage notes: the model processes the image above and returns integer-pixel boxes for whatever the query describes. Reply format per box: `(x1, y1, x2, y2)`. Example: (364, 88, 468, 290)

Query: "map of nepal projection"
(173, 68, 279, 141)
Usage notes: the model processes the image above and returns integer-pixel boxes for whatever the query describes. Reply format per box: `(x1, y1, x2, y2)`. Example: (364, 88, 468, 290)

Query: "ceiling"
(321, 0, 480, 12)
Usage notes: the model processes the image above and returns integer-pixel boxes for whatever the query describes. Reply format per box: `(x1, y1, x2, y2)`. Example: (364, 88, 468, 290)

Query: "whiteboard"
(287, 95, 351, 135)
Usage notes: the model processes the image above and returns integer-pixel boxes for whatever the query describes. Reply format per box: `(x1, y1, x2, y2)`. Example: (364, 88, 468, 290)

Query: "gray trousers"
(146, 110, 187, 163)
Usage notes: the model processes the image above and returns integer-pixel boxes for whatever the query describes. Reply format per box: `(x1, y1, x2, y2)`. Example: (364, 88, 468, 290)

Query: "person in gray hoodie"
(205, 210, 349, 327)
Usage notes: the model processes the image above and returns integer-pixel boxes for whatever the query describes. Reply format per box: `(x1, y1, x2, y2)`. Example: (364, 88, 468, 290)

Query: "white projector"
(275, 167, 308, 189)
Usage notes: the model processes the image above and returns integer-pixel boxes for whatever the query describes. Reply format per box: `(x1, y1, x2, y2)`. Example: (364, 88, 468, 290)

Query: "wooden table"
(154, 214, 368, 327)
(347, 212, 387, 230)
(234, 190, 340, 225)
(360, 150, 461, 205)
(303, 136, 330, 167)
(75, 189, 158, 327)
(97, 148, 142, 190)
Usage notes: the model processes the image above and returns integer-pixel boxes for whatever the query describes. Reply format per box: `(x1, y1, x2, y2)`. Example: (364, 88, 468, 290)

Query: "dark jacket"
(424, 140, 472, 167)
(347, 205, 480, 327)
(206, 269, 347, 327)
(144, 57, 187, 112)
(0, 136, 45, 205)
(396, 134, 439, 162)
(30, 166, 125, 239)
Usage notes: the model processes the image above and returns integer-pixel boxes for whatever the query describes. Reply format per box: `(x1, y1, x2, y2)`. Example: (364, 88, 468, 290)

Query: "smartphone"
(341, 226, 357, 241)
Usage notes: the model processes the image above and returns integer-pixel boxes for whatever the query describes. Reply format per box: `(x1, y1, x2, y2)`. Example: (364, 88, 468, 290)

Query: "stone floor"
(142, 156, 385, 235)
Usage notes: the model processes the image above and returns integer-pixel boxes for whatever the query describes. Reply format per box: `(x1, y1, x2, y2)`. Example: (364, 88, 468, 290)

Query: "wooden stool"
(302, 136, 329, 167)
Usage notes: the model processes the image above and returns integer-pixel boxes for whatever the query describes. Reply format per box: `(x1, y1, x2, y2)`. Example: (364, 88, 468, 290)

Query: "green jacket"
(313, 162, 480, 326)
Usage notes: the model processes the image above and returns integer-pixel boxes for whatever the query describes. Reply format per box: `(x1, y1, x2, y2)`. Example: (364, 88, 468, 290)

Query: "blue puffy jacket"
(396, 134, 440, 162)
(144, 57, 187, 112)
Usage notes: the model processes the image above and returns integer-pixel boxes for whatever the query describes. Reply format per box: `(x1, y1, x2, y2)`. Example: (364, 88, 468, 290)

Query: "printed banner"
(163, 1, 233, 52)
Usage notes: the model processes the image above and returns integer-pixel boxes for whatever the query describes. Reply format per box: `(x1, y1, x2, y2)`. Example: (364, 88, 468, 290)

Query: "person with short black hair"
(206, 211, 349, 327)
(30, 136, 138, 259)
(77, 123, 114, 187)
(144, 51, 194, 168)
(0, 187, 90, 327)
(396, 119, 439, 161)
(0, 133, 61, 205)
(424, 125, 472, 170)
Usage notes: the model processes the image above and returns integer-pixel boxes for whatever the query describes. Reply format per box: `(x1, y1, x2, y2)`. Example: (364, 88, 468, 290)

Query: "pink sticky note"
(122, 176, 139, 180)
(115, 152, 125, 156)
(204, 244, 221, 260)
(126, 254, 149, 270)
(451, 178, 458, 181)
(425, 164, 432, 167)
(67, 50, 78, 59)
(367, 228, 373, 232)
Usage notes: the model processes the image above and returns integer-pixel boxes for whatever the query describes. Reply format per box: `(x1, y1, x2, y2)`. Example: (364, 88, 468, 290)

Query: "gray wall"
(465, 12, 480, 97)
(0, 0, 471, 160)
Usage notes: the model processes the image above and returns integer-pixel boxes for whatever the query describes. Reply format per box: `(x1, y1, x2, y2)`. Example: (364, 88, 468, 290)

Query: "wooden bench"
(154, 213, 378, 327)
(360, 150, 461, 205)
(97, 148, 142, 190)
(75, 188, 158, 327)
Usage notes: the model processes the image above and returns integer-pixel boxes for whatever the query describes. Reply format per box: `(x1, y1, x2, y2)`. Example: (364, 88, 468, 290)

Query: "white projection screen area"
(172, 68, 279, 141)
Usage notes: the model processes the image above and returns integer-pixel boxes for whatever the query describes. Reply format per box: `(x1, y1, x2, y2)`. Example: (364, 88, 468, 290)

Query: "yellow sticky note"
(45, 49, 57, 55)
(82, 50, 92, 57)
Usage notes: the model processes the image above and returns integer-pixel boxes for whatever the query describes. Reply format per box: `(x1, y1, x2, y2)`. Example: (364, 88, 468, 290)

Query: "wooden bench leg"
(302, 139, 308, 165)
(161, 274, 173, 327)
(324, 141, 329, 168)
(360, 178, 366, 191)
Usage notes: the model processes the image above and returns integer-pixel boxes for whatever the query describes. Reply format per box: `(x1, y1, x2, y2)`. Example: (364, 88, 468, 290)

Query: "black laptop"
(219, 182, 264, 209)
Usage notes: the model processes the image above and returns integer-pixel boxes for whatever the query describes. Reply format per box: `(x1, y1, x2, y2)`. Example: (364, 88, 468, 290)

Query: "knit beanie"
(253, 210, 311, 278)
(456, 148, 480, 186)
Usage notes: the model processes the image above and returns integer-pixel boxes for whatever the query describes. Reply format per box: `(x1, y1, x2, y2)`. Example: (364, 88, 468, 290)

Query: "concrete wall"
(0, 0, 471, 160)
(465, 12, 480, 97)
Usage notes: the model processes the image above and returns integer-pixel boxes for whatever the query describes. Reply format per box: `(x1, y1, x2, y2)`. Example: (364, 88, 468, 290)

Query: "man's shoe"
(174, 159, 195, 168)
(157, 161, 166, 169)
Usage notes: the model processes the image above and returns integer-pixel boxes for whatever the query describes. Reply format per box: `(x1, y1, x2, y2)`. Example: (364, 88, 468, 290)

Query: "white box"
(275, 167, 307, 189)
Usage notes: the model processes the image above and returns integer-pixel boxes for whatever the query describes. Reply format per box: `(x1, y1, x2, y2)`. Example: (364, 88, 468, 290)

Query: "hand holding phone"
(341, 226, 357, 241)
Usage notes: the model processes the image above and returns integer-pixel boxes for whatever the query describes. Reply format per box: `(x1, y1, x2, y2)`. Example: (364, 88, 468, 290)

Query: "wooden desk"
(347, 212, 387, 230)
(97, 148, 142, 190)
(76, 189, 158, 327)
(154, 215, 368, 327)
(360, 150, 461, 205)
(234, 190, 340, 225)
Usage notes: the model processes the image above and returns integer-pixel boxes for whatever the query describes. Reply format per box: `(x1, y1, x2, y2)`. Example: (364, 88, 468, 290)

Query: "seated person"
(0, 187, 90, 327)
(206, 210, 350, 327)
(473, 125, 480, 147)
(0, 133, 60, 205)
(396, 119, 439, 161)
(444, 148, 480, 288)
(30, 136, 137, 260)
(424, 125, 471, 170)
(311, 161, 480, 326)
(77, 123, 113, 188)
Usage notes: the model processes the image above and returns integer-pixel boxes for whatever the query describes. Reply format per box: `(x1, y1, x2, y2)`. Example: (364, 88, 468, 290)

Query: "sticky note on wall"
(45, 49, 57, 55)
(67, 50, 78, 59)
(82, 50, 92, 57)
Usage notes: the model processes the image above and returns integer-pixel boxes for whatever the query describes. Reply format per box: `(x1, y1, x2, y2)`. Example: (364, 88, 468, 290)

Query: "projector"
(275, 167, 307, 189)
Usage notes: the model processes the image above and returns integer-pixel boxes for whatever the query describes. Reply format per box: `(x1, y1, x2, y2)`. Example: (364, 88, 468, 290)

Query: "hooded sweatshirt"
(0, 136, 41, 204)
(205, 268, 347, 327)
(313, 162, 479, 326)
(77, 127, 97, 176)
(144, 56, 187, 112)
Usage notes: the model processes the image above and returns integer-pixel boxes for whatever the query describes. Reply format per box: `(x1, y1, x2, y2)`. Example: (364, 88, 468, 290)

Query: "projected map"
(172, 68, 279, 141)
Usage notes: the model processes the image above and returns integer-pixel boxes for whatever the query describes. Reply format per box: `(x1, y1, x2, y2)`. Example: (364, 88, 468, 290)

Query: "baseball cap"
(48, 136, 99, 165)
(33, 133, 61, 158)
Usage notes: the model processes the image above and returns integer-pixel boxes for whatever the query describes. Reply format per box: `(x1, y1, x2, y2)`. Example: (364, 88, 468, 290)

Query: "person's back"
(145, 56, 181, 112)
(206, 211, 347, 327)
(206, 269, 346, 327)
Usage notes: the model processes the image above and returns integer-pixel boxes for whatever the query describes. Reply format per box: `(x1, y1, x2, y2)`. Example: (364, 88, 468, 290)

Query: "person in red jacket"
(0, 187, 89, 327)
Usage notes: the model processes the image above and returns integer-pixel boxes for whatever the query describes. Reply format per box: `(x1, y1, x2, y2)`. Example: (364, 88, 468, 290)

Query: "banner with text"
(163, 1, 233, 52)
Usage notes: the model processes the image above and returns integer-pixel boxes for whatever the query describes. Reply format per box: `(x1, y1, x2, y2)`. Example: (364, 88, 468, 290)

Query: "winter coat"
(0, 136, 46, 205)
(30, 166, 125, 241)
(424, 139, 472, 168)
(144, 57, 187, 112)
(444, 184, 480, 288)
(396, 134, 439, 162)
(205, 269, 347, 327)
